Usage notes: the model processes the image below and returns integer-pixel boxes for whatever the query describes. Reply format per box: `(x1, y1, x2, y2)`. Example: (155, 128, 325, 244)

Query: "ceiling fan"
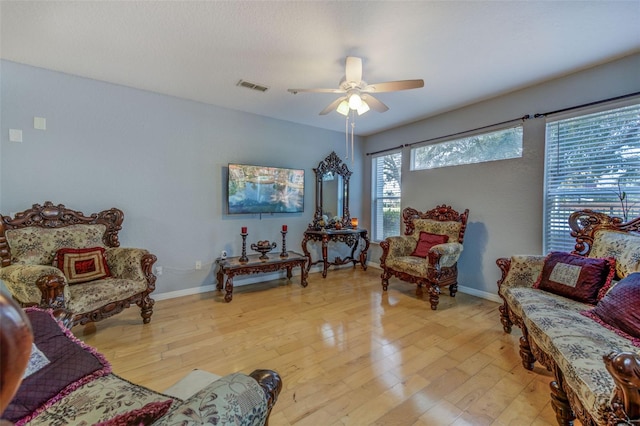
(287, 56, 424, 116)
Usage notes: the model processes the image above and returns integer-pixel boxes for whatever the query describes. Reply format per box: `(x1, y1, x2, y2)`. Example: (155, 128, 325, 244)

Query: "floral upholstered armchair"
(380, 205, 469, 310)
(0, 202, 157, 327)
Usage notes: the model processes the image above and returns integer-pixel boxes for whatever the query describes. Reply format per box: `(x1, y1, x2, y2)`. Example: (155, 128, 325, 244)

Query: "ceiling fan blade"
(288, 88, 346, 94)
(319, 96, 347, 115)
(362, 79, 424, 93)
(362, 94, 389, 113)
(345, 56, 362, 84)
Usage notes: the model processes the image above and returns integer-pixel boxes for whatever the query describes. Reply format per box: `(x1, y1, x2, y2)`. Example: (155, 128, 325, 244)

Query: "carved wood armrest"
(35, 274, 67, 310)
(249, 369, 282, 423)
(496, 257, 512, 290)
(604, 351, 640, 422)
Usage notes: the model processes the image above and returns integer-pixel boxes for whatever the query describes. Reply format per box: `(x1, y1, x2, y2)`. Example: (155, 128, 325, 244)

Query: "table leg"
(216, 268, 224, 290)
(321, 234, 329, 278)
(224, 275, 234, 302)
(286, 266, 293, 280)
(360, 231, 370, 271)
(301, 233, 313, 273)
(300, 262, 308, 287)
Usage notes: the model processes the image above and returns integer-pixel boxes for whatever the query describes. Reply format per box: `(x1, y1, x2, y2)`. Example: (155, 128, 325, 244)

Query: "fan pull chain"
(351, 117, 355, 165)
(345, 114, 349, 159)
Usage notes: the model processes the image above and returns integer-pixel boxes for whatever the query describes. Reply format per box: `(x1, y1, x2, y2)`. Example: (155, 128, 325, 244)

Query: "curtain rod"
(365, 114, 530, 157)
(534, 91, 640, 118)
(404, 114, 530, 149)
(365, 144, 405, 157)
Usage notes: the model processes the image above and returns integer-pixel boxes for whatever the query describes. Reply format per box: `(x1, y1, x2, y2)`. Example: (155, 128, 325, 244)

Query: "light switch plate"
(34, 117, 46, 130)
(9, 129, 23, 142)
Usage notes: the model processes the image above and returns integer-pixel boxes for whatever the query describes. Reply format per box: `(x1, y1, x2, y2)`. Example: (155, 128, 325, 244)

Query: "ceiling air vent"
(236, 79, 269, 92)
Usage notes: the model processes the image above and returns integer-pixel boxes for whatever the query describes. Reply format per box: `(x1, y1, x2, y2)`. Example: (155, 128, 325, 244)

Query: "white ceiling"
(2, 1, 639, 136)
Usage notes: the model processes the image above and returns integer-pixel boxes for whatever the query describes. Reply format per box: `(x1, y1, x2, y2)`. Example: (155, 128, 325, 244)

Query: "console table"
(301, 228, 370, 278)
(215, 251, 308, 302)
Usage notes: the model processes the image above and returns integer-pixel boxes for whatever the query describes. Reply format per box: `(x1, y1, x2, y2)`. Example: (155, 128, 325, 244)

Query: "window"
(372, 151, 402, 242)
(411, 126, 523, 170)
(544, 102, 640, 252)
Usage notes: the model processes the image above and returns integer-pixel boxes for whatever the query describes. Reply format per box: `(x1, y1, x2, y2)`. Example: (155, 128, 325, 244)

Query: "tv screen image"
(228, 164, 304, 214)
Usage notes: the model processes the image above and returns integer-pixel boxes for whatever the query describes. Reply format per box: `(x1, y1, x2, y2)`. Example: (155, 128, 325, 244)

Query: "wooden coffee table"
(215, 251, 308, 302)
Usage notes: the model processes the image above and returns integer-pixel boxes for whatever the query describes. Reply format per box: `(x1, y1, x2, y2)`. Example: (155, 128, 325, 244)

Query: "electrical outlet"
(195, 261, 202, 270)
(156, 266, 163, 275)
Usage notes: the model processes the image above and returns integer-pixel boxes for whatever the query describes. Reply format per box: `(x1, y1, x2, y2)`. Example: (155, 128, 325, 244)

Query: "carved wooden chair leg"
(550, 364, 576, 426)
(498, 301, 513, 333)
(140, 295, 155, 324)
(381, 271, 390, 291)
(449, 282, 458, 297)
(519, 324, 536, 370)
(429, 284, 440, 310)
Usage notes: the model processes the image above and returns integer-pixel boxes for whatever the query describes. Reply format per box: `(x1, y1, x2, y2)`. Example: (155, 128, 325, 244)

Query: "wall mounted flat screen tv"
(228, 163, 305, 214)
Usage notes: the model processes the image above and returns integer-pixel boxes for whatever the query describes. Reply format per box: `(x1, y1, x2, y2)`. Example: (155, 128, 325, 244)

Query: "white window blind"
(544, 103, 640, 252)
(372, 151, 402, 242)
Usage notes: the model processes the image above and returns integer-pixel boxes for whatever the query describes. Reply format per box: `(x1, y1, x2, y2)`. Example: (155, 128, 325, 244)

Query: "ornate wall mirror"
(311, 151, 352, 229)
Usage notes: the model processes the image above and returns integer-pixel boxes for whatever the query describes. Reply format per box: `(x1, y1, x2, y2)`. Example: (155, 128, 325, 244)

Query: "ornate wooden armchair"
(0, 202, 157, 327)
(380, 205, 469, 310)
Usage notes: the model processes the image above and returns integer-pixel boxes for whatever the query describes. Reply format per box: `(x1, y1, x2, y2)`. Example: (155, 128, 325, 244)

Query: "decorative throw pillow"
(533, 251, 616, 304)
(53, 247, 111, 284)
(581, 272, 640, 346)
(411, 231, 449, 258)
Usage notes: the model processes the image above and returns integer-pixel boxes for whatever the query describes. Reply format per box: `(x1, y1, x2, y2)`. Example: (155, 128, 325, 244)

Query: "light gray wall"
(363, 53, 640, 300)
(0, 60, 365, 297)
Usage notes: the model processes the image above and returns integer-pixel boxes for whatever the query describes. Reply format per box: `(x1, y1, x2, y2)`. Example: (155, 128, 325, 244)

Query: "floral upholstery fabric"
(0, 264, 69, 304)
(385, 236, 418, 258)
(387, 255, 430, 276)
(157, 373, 269, 426)
(105, 248, 149, 281)
(413, 219, 462, 242)
(24, 373, 177, 425)
(66, 278, 148, 313)
(497, 255, 545, 295)
(588, 230, 640, 279)
(5, 224, 107, 265)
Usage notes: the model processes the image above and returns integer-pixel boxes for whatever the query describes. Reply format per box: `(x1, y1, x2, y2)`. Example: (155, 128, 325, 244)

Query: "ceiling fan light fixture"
(357, 101, 370, 115)
(337, 100, 350, 116)
(348, 93, 362, 109)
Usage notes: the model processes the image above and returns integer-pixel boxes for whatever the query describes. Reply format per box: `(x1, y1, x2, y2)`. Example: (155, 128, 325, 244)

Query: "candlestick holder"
(280, 230, 288, 258)
(239, 232, 249, 263)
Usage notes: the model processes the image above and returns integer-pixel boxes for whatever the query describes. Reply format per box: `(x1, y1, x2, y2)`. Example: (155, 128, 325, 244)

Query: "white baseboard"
(153, 262, 502, 304)
(457, 285, 502, 303)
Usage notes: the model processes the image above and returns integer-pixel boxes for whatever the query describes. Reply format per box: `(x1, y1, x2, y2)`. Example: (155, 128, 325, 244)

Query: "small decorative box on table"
(215, 251, 308, 302)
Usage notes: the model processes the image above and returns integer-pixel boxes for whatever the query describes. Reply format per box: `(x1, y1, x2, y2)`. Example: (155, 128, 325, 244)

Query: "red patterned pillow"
(411, 232, 449, 258)
(533, 251, 616, 304)
(581, 273, 640, 346)
(53, 247, 111, 284)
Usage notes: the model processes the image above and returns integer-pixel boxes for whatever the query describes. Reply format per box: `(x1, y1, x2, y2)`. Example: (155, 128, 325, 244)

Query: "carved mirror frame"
(311, 151, 352, 230)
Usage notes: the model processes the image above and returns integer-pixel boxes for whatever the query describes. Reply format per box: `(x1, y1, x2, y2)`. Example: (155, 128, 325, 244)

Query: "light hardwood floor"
(75, 267, 571, 426)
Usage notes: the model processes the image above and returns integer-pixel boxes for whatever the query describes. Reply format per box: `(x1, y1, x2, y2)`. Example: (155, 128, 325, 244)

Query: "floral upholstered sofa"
(1, 307, 282, 426)
(0, 202, 157, 326)
(497, 210, 640, 426)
